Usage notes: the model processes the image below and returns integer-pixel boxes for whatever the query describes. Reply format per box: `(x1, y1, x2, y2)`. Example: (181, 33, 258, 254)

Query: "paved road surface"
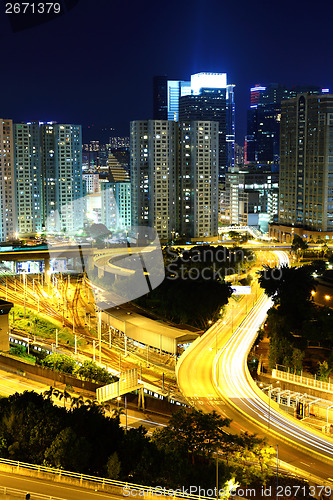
(0, 471, 121, 499)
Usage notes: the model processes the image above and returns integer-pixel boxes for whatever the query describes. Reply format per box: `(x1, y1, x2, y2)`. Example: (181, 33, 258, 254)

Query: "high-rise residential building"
(271, 93, 333, 241)
(101, 181, 131, 232)
(14, 122, 43, 236)
(1, 120, 83, 239)
(40, 123, 83, 234)
(83, 172, 100, 194)
(179, 121, 219, 238)
(131, 120, 219, 240)
(131, 120, 179, 240)
(51, 124, 83, 233)
(0, 119, 16, 241)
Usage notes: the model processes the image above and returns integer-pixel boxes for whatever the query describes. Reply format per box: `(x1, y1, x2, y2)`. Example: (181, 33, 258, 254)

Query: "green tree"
(0, 391, 66, 464)
(152, 409, 231, 464)
(42, 353, 76, 374)
(74, 360, 115, 384)
(291, 234, 308, 258)
(317, 360, 331, 381)
(44, 427, 91, 471)
(258, 265, 316, 334)
(106, 451, 121, 479)
(230, 432, 275, 487)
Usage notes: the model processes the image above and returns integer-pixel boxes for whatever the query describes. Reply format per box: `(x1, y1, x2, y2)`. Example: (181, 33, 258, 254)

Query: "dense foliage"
(258, 264, 333, 371)
(134, 245, 255, 329)
(0, 392, 312, 496)
(41, 354, 117, 385)
(89, 245, 255, 329)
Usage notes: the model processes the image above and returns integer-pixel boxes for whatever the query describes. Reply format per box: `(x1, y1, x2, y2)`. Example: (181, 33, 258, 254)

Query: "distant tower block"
(0, 300, 14, 352)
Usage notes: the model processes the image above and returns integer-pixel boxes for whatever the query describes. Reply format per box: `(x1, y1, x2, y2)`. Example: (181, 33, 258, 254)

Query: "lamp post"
(28, 313, 31, 355)
(267, 382, 279, 430)
(216, 452, 219, 500)
(276, 444, 279, 500)
(125, 394, 128, 434)
(98, 309, 102, 363)
(327, 405, 333, 425)
(23, 271, 26, 318)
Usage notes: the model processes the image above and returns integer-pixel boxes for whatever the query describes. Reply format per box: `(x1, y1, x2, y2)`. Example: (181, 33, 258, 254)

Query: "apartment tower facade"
(131, 120, 219, 241)
(271, 93, 333, 241)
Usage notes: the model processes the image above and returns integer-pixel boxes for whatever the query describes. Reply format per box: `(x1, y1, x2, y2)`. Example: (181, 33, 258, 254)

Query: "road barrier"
(273, 368, 333, 394)
(0, 458, 247, 500)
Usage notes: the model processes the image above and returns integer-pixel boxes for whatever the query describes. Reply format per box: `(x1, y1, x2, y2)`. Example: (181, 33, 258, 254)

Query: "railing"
(0, 457, 235, 500)
(272, 368, 333, 393)
(0, 485, 64, 500)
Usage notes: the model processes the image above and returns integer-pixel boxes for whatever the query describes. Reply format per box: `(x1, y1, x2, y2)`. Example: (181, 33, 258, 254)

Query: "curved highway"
(177, 251, 333, 483)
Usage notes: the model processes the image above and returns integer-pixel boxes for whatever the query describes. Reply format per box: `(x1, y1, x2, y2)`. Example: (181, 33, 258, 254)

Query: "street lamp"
(327, 404, 333, 425)
(23, 271, 26, 318)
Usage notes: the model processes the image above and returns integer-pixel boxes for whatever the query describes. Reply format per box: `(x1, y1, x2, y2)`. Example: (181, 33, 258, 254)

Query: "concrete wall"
(0, 314, 9, 352)
(0, 301, 13, 352)
(0, 354, 101, 392)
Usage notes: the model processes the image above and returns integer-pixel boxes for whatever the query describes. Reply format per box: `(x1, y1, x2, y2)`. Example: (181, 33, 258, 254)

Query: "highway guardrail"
(0, 457, 247, 500)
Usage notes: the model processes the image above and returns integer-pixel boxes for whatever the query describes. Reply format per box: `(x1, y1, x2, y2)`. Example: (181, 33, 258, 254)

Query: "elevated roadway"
(177, 251, 333, 484)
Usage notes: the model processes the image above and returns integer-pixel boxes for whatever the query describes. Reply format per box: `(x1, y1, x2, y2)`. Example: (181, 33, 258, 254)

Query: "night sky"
(0, 0, 331, 143)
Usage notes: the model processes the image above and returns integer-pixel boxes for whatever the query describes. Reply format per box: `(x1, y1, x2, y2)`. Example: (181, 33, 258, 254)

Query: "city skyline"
(0, 0, 332, 141)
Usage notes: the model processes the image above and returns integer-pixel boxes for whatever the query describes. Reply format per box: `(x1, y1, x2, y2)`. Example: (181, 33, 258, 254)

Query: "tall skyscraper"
(0, 119, 16, 241)
(0, 120, 83, 239)
(167, 80, 191, 121)
(49, 123, 83, 233)
(245, 83, 326, 164)
(131, 120, 219, 240)
(152, 72, 235, 178)
(13, 121, 83, 235)
(179, 81, 235, 180)
(14, 122, 43, 236)
(153, 76, 168, 120)
(271, 93, 333, 241)
(245, 83, 288, 164)
(131, 120, 179, 240)
(179, 121, 219, 238)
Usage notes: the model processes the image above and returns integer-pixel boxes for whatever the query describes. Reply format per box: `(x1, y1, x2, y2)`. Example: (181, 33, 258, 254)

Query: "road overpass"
(176, 251, 333, 485)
